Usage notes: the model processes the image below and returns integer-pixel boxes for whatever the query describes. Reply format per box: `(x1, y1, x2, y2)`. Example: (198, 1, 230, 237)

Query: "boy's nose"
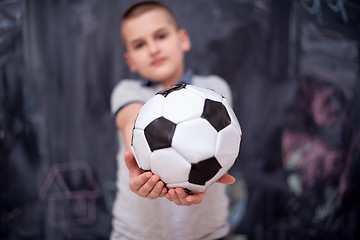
(148, 41, 160, 55)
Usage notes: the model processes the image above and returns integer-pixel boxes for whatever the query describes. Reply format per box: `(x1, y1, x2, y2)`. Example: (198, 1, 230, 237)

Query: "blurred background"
(1, 0, 359, 239)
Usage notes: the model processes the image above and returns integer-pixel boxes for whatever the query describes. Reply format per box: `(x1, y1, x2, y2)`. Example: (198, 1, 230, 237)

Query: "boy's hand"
(216, 173, 236, 184)
(124, 151, 168, 199)
(125, 150, 235, 204)
(165, 188, 206, 206)
(165, 173, 235, 206)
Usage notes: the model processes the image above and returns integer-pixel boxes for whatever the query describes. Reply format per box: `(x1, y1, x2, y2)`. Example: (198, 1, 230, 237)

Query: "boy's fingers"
(166, 189, 180, 204)
(165, 188, 206, 206)
(159, 187, 168, 197)
(146, 180, 165, 199)
(216, 173, 235, 185)
(175, 188, 192, 206)
(164, 191, 172, 201)
(137, 174, 160, 197)
(129, 172, 152, 193)
(186, 192, 205, 204)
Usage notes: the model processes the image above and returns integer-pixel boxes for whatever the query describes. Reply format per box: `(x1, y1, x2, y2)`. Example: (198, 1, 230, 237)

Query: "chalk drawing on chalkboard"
(39, 161, 102, 228)
(281, 75, 349, 222)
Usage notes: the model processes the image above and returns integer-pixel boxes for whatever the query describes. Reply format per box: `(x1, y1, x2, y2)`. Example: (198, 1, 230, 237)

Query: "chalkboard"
(1, 0, 359, 239)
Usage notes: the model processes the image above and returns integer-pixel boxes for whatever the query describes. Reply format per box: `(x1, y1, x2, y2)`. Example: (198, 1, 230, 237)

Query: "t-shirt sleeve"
(193, 75, 233, 107)
(110, 80, 147, 116)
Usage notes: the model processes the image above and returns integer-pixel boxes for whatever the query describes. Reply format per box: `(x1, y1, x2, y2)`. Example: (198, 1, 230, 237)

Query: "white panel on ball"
(162, 89, 205, 124)
(132, 129, 152, 170)
(150, 148, 191, 184)
(186, 85, 223, 102)
(215, 124, 241, 165)
(172, 118, 217, 164)
(135, 95, 165, 129)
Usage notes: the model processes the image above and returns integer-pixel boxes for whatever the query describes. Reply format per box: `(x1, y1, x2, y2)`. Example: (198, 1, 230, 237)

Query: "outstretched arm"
(116, 103, 167, 199)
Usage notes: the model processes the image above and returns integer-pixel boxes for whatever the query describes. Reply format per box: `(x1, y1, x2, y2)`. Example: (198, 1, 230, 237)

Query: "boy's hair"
(122, 1, 178, 28)
(120, 1, 179, 46)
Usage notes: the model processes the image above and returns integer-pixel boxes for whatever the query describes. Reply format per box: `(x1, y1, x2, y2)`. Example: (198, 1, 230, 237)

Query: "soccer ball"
(131, 84, 242, 193)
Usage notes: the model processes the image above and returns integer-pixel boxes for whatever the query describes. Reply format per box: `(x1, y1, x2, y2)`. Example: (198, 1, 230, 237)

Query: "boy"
(111, 1, 235, 239)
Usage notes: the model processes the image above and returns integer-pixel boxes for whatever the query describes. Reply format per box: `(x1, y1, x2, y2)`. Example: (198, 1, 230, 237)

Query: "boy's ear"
(124, 52, 137, 72)
(178, 29, 191, 52)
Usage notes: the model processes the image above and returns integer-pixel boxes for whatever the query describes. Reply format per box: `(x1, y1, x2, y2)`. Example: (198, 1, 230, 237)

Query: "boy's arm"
(115, 103, 142, 151)
(116, 103, 167, 199)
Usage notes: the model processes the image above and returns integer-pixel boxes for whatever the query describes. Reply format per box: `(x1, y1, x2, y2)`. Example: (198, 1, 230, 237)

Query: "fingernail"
(151, 176, 158, 183)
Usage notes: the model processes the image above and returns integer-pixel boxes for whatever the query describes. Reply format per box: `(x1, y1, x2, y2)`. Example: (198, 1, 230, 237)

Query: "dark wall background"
(1, 0, 359, 239)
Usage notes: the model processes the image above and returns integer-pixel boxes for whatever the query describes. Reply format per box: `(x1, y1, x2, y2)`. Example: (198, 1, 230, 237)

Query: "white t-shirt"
(110, 75, 232, 240)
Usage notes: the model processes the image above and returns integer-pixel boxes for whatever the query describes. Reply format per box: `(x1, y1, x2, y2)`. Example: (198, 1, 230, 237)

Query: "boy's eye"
(134, 42, 144, 49)
(156, 33, 167, 40)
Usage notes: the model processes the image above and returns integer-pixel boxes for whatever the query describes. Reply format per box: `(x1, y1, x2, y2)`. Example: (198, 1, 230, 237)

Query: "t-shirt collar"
(142, 69, 193, 87)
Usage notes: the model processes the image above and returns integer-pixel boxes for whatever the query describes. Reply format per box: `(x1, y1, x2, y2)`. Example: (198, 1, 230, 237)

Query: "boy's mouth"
(151, 57, 166, 66)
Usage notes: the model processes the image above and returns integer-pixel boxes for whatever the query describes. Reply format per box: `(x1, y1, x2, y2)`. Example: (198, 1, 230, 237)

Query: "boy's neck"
(143, 69, 193, 87)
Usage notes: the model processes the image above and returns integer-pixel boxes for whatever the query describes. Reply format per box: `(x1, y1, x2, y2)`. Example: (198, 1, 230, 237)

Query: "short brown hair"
(122, 1, 178, 28)
(120, 1, 179, 46)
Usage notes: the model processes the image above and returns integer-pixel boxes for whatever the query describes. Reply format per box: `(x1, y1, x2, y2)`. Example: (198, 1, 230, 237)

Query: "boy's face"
(122, 8, 191, 86)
